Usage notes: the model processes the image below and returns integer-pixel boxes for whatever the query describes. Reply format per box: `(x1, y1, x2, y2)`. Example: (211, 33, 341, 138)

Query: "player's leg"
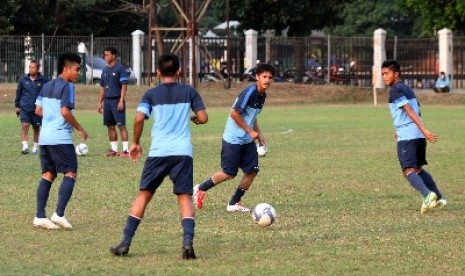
(50, 145, 78, 229)
(227, 142, 259, 212)
(115, 107, 129, 157)
(399, 139, 437, 213)
(194, 140, 239, 209)
(31, 114, 41, 154)
(170, 156, 196, 259)
(34, 145, 59, 230)
(104, 100, 119, 156)
(19, 110, 31, 154)
(111, 157, 165, 256)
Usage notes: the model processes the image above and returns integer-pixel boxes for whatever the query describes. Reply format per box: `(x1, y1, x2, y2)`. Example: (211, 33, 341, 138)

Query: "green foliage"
(325, 0, 420, 37)
(401, 0, 465, 36)
(0, 0, 20, 34)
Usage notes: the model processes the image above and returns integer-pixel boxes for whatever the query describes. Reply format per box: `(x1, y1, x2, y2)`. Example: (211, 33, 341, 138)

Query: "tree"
(0, 0, 20, 34)
(400, 0, 465, 36)
(324, 0, 420, 38)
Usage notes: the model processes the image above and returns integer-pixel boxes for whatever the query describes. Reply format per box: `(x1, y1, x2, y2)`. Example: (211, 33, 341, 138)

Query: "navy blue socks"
(181, 217, 195, 242)
(122, 215, 141, 245)
(229, 188, 247, 205)
(56, 176, 76, 217)
(406, 172, 430, 197)
(198, 178, 215, 191)
(418, 170, 443, 199)
(36, 178, 53, 218)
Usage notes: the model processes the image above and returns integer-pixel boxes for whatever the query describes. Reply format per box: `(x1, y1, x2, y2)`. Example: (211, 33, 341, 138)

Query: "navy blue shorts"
(103, 98, 126, 126)
(139, 156, 193, 195)
(40, 144, 78, 175)
(221, 140, 259, 177)
(397, 138, 428, 170)
(19, 109, 42, 127)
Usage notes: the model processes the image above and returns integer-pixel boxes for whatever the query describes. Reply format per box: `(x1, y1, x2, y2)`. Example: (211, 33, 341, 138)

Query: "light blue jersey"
(223, 84, 266, 145)
(35, 78, 75, 145)
(136, 83, 205, 157)
(388, 81, 424, 141)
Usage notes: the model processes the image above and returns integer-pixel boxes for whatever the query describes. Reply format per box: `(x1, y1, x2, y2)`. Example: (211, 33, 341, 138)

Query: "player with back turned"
(381, 59, 447, 214)
(110, 53, 208, 259)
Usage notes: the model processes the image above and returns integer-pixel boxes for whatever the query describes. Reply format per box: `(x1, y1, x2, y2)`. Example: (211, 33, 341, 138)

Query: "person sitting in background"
(434, 71, 450, 93)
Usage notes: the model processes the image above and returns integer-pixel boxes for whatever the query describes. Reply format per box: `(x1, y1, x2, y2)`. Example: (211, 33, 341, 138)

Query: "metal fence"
(2, 34, 465, 89)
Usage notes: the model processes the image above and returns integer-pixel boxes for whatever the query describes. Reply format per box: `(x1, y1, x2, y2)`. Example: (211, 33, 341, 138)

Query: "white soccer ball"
(75, 143, 89, 156)
(252, 203, 276, 227)
(257, 145, 267, 157)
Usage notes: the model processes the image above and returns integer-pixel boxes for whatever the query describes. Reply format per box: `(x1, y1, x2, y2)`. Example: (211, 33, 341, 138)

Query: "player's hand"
(257, 133, 266, 145)
(15, 108, 20, 117)
(392, 132, 397, 139)
(97, 103, 103, 114)
(129, 144, 142, 163)
(191, 115, 201, 124)
(78, 129, 88, 141)
(248, 130, 259, 140)
(423, 129, 437, 143)
(117, 100, 124, 112)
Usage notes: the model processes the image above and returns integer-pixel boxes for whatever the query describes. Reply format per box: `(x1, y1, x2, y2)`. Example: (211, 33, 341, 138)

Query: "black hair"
(381, 60, 400, 73)
(256, 63, 275, 77)
(30, 60, 40, 67)
(57, 53, 81, 75)
(103, 46, 118, 56)
(158, 53, 180, 77)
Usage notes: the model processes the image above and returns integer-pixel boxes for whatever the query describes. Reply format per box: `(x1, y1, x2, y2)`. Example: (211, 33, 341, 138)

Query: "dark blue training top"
(15, 73, 49, 112)
(99, 61, 130, 98)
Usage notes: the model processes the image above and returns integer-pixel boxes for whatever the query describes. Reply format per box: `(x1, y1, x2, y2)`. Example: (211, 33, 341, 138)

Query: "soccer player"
(110, 53, 208, 259)
(33, 53, 88, 230)
(97, 46, 130, 157)
(15, 60, 48, 154)
(381, 59, 447, 214)
(193, 63, 275, 212)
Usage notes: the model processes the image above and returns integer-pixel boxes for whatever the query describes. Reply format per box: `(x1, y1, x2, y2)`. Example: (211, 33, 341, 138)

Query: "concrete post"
(24, 35, 33, 74)
(244, 29, 258, 70)
(438, 28, 453, 87)
(372, 28, 387, 105)
(132, 30, 145, 86)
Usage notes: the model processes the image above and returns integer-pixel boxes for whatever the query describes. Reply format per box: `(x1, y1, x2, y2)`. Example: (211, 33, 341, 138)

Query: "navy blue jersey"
(223, 84, 266, 144)
(136, 82, 206, 157)
(15, 74, 48, 112)
(99, 61, 129, 98)
(388, 81, 424, 141)
(35, 77, 76, 145)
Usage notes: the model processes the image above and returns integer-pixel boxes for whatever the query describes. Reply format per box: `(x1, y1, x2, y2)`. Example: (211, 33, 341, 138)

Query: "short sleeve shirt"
(136, 82, 206, 157)
(388, 81, 424, 141)
(35, 77, 75, 145)
(100, 62, 129, 98)
(223, 84, 266, 145)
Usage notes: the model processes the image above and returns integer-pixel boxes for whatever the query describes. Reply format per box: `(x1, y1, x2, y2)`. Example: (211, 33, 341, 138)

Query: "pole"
(226, 0, 231, 88)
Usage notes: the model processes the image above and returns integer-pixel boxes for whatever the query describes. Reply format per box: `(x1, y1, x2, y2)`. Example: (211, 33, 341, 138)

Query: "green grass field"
(1, 104, 464, 275)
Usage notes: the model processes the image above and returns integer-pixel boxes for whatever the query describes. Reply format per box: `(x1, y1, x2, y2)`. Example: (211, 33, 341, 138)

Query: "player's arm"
(15, 81, 23, 115)
(97, 86, 105, 113)
(129, 111, 145, 162)
(253, 120, 266, 146)
(402, 104, 437, 143)
(35, 105, 43, 117)
(191, 109, 208, 125)
(230, 109, 258, 140)
(117, 84, 127, 112)
(61, 107, 87, 141)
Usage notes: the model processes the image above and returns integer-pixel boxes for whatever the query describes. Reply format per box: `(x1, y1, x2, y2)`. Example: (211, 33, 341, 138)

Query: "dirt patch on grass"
(1, 82, 464, 111)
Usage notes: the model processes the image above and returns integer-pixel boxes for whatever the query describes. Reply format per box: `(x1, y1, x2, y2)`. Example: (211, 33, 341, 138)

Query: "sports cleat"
(33, 217, 59, 230)
(437, 198, 448, 207)
(193, 185, 206, 209)
(420, 192, 438, 214)
(182, 239, 196, 260)
(120, 151, 129, 158)
(51, 212, 73, 229)
(110, 242, 130, 256)
(21, 148, 29, 154)
(226, 202, 250, 212)
(105, 150, 119, 157)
